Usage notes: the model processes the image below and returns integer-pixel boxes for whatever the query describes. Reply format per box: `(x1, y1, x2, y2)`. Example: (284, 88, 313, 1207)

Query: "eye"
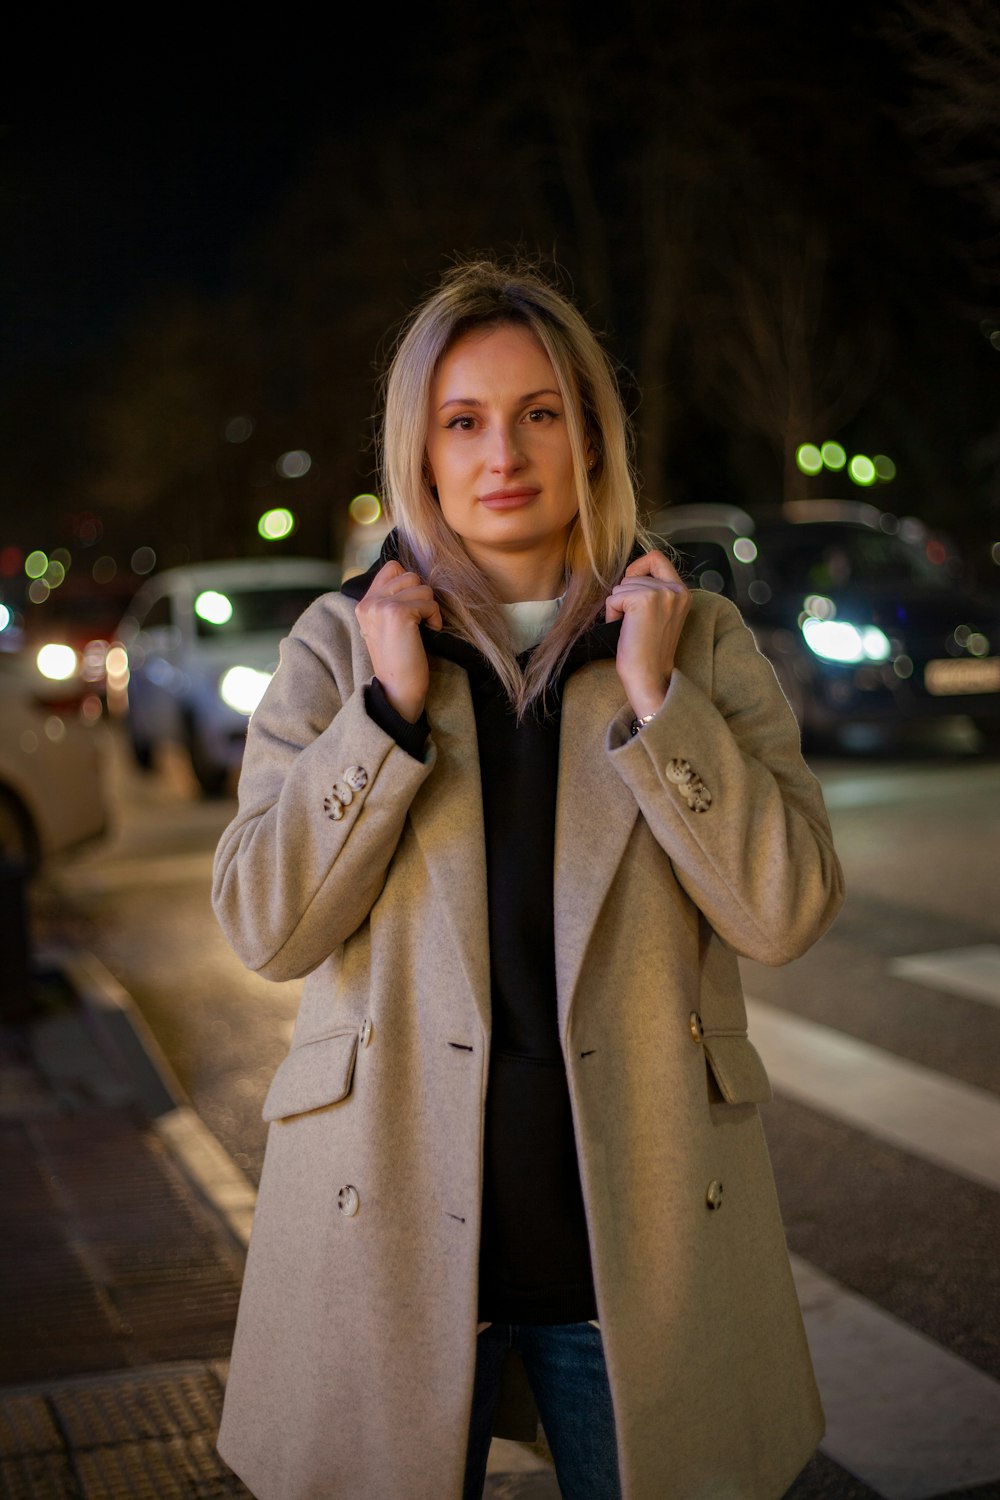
(525, 406, 559, 424)
(444, 414, 477, 431)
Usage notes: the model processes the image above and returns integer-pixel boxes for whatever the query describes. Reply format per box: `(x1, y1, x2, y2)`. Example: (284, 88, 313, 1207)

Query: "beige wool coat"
(212, 583, 844, 1500)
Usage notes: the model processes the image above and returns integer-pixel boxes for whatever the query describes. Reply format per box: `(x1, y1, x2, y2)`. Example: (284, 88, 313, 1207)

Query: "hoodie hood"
(338, 527, 622, 672)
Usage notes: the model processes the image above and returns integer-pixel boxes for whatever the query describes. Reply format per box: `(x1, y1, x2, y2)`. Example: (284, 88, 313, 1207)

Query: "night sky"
(4, 2, 999, 585)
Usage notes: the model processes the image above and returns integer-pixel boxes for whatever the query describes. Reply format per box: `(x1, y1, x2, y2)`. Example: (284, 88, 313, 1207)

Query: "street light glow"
(258, 508, 297, 540)
(849, 455, 876, 487)
(350, 493, 382, 525)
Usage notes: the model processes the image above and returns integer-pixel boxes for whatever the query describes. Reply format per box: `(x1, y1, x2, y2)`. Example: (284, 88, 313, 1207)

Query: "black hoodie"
(342, 535, 622, 1322)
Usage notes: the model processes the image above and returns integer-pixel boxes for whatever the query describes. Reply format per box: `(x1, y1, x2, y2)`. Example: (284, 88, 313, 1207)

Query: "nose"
(489, 424, 525, 475)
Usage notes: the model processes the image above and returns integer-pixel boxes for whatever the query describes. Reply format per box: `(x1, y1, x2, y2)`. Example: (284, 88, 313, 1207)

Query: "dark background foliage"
(4, 0, 999, 580)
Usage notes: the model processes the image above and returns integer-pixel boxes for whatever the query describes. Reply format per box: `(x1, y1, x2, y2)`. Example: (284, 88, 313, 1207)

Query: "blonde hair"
(379, 258, 643, 716)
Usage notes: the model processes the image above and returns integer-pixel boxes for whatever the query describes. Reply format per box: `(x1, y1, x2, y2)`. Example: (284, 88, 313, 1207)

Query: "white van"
(116, 557, 340, 795)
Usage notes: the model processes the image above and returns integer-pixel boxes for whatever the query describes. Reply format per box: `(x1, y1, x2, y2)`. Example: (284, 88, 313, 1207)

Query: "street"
(36, 720, 1000, 1499)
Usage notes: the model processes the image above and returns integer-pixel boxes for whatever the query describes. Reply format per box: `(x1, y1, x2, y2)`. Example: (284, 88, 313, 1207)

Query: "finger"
(371, 567, 426, 598)
(371, 560, 407, 588)
(624, 549, 685, 586)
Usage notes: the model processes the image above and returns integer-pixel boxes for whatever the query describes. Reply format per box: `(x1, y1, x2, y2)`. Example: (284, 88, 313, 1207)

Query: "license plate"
(924, 657, 1000, 696)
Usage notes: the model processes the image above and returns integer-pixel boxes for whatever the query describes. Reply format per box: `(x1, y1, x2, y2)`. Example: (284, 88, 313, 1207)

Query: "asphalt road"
(36, 717, 1000, 1499)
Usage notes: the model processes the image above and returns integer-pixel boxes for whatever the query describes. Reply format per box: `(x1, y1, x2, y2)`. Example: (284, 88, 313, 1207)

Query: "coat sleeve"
(212, 599, 436, 981)
(606, 593, 844, 964)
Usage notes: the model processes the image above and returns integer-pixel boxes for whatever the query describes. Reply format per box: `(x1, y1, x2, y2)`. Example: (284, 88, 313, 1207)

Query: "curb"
(50, 948, 256, 1252)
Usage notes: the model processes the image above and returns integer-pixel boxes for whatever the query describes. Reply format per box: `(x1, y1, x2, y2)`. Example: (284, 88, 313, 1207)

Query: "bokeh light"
(873, 454, 896, 482)
(131, 546, 156, 575)
(28, 580, 50, 603)
(25, 550, 48, 579)
(733, 537, 758, 563)
(276, 450, 311, 479)
(820, 441, 846, 471)
(795, 444, 823, 476)
(0, 604, 10, 632)
(37, 643, 78, 680)
(195, 590, 234, 625)
(258, 507, 297, 540)
(349, 493, 382, 525)
(44, 560, 66, 587)
(75, 513, 102, 545)
(220, 665, 273, 715)
(93, 556, 118, 583)
(848, 455, 876, 486)
(225, 416, 254, 443)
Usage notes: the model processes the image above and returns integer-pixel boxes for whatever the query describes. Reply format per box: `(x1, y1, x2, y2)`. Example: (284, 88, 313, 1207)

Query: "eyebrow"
(436, 388, 563, 413)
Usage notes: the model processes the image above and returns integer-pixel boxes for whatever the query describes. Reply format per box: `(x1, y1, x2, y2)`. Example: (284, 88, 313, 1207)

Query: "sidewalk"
(0, 953, 254, 1498)
(0, 953, 560, 1500)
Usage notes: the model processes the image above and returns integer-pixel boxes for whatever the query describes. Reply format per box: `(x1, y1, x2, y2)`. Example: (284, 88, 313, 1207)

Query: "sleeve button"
(337, 1185, 360, 1217)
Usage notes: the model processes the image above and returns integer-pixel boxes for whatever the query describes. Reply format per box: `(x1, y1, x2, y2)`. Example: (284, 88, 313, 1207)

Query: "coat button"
(344, 765, 368, 792)
(665, 758, 695, 785)
(332, 779, 354, 807)
(706, 1180, 724, 1211)
(323, 794, 345, 821)
(359, 1017, 373, 1047)
(337, 1185, 360, 1217)
(681, 780, 712, 813)
(689, 1011, 704, 1042)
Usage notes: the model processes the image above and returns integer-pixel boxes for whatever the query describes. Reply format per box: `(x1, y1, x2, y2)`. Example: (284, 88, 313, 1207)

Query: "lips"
(478, 487, 541, 510)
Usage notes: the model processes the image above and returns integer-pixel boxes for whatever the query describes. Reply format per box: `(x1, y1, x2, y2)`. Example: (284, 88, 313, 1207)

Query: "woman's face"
(424, 323, 581, 595)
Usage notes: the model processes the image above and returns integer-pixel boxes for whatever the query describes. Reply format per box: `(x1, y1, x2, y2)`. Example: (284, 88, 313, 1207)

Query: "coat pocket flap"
(262, 1029, 360, 1122)
(703, 1034, 773, 1105)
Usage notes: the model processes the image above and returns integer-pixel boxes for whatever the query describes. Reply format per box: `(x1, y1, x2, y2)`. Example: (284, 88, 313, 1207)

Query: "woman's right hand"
(355, 561, 443, 722)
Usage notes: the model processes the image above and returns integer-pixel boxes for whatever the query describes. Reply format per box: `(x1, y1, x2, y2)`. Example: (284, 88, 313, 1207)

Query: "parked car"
(115, 557, 341, 796)
(0, 652, 108, 869)
(649, 500, 1000, 749)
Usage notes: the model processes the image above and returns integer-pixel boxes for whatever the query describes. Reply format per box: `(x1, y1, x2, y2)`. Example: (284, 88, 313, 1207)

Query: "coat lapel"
(408, 659, 492, 1036)
(554, 660, 638, 1034)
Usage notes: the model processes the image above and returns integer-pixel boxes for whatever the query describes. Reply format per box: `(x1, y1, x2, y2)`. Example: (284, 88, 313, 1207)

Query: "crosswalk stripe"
(889, 944, 1000, 1011)
(793, 1256, 1000, 1500)
(745, 997, 1000, 1193)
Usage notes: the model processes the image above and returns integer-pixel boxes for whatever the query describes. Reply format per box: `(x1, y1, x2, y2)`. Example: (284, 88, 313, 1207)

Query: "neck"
(465, 540, 568, 603)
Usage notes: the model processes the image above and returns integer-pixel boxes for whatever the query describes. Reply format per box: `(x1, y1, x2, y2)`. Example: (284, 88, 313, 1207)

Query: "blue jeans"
(462, 1322, 622, 1500)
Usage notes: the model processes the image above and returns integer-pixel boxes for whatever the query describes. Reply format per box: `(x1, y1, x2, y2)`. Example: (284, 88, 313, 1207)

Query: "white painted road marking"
(793, 1256, 1000, 1500)
(890, 944, 1000, 1011)
(745, 997, 1000, 1193)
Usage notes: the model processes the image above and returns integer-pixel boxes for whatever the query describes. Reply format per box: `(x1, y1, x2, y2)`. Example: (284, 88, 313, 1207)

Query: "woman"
(213, 259, 844, 1500)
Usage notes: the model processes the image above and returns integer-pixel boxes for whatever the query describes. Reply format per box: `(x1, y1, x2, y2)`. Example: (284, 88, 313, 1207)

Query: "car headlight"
(219, 665, 273, 715)
(801, 619, 891, 664)
(37, 643, 80, 680)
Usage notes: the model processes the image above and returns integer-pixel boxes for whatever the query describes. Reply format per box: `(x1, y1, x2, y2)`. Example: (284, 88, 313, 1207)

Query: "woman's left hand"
(605, 550, 691, 720)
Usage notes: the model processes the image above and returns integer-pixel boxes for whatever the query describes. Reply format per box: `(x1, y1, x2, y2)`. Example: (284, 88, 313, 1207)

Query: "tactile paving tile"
(75, 1434, 251, 1498)
(51, 1368, 224, 1448)
(0, 1396, 61, 1458)
(0, 1450, 77, 1500)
